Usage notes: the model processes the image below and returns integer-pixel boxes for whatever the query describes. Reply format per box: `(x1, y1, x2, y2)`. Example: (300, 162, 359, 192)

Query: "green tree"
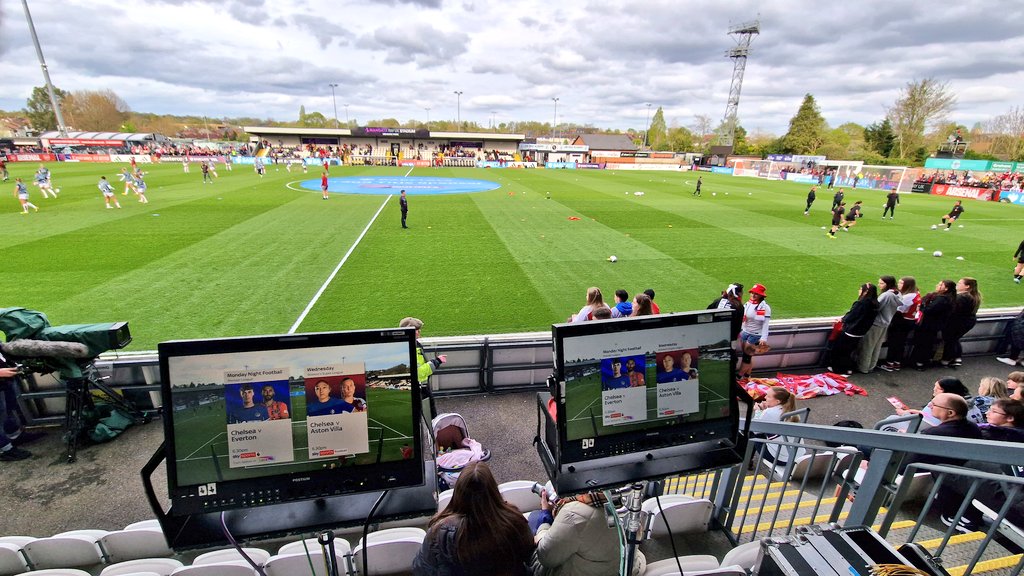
(781, 94, 827, 154)
(863, 119, 896, 157)
(301, 111, 328, 128)
(24, 85, 69, 131)
(298, 105, 306, 124)
(647, 107, 667, 149)
(666, 125, 694, 152)
(887, 78, 956, 159)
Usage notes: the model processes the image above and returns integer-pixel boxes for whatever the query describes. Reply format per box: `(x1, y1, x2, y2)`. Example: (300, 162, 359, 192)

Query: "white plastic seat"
(102, 572, 161, 576)
(642, 554, 720, 576)
(642, 565, 746, 576)
(437, 488, 454, 512)
(169, 562, 257, 576)
(277, 537, 350, 558)
(0, 542, 28, 576)
(100, 529, 173, 563)
(719, 541, 761, 571)
(0, 538, 35, 549)
(499, 480, 541, 514)
(23, 530, 108, 569)
(263, 552, 328, 576)
(770, 450, 836, 482)
(100, 558, 183, 576)
(13, 565, 92, 569)
(642, 494, 713, 538)
(352, 527, 426, 575)
(191, 547, 270, 566)
(124, 520, 162, 531)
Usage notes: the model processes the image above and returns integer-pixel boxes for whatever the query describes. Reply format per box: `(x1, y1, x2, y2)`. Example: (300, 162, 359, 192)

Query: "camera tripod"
(59, 362, 150, 463)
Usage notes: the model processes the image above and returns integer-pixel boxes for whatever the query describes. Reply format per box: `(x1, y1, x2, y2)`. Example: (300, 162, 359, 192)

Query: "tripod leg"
(63, 379, 91, 463)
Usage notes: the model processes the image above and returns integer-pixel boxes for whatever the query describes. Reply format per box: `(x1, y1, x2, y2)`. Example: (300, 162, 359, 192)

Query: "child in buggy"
(432, 413, 490, 490)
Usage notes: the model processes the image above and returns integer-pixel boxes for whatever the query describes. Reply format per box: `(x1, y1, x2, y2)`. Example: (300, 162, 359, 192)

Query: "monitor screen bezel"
(158, 328, 423, 516)
(551, 310, 740, 465)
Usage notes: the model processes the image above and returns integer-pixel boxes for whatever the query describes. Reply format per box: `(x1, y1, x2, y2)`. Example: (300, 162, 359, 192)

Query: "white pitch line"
(570, 397, 600, 421)
(289, 195, 392, 333)
(404, 167, 414, 177)
(184, 431, 225, 460)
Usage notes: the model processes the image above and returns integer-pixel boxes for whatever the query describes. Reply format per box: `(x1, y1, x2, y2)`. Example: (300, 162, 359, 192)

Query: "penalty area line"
(288, 195, 393, 334)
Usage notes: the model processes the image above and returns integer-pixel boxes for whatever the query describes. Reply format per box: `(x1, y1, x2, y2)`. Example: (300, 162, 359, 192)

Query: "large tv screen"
(159, 329, 423, 516)
(552, 310, 739, 467)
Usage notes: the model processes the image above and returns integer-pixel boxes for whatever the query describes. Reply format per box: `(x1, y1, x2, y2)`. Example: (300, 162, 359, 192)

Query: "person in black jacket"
(1014, 239, 1024, 283)
(910, 279, 956, 370)
(942, 277, 981, 367)
(829, 283, 879, 374)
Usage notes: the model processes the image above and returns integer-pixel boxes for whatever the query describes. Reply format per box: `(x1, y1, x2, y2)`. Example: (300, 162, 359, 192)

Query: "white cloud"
(1, 0, 1022, 135)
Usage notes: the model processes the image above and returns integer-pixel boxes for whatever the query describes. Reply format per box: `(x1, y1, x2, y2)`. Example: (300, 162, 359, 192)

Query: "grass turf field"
(2, 161, 1021, 349)
(171, 386, 414, 485)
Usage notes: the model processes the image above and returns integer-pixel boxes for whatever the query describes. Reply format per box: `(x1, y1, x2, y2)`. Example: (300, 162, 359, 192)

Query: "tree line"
(5, 78, 1022, 165)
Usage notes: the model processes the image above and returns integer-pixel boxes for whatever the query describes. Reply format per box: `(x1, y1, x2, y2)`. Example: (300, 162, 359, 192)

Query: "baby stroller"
(432, 413, 491, 490)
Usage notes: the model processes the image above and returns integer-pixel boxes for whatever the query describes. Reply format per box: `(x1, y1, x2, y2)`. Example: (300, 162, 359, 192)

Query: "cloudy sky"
(2, 0, 1023, 136)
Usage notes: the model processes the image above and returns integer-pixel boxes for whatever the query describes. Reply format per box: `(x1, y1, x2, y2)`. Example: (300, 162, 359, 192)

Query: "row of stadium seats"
(0, 523, 426, 576)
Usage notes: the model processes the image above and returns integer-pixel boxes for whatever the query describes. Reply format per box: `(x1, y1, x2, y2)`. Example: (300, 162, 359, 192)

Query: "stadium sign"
(576, 163, 605, 169)
(1000, 190, 1024, 205)
(352, 127, 430, 138)
(45, 138, 124, 147)
(519, 143, 589, 152)
(4, 153, 57, 162)
(929, 184, 994, 201)
(990, 161, 1015, 172)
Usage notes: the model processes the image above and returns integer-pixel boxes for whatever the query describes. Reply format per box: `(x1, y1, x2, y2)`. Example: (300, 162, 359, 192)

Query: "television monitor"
(544, 310, 743, 492)
(159, 328, 423, 516)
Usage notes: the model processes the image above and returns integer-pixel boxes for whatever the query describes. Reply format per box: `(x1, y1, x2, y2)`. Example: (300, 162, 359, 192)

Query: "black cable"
(362, 490, 391, 576)
(219, 511, 269, 576)
(654, 491, 684, 576)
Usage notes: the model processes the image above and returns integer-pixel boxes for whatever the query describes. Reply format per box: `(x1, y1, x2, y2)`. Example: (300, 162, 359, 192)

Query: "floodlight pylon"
(718, 20, 759, 149)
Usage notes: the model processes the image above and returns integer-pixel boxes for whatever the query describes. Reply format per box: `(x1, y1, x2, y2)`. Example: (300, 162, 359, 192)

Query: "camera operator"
(0, 351, 34, 462)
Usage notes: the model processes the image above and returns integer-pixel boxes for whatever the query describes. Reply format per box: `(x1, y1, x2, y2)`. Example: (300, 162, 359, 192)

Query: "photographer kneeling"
(529, 489, 646, 576)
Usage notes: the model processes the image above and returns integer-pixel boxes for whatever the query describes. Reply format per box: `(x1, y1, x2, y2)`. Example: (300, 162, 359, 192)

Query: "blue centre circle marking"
(301, 176, 501, 195)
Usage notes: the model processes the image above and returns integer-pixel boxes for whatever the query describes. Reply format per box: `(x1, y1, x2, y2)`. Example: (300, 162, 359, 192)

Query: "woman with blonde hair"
(568, 287, 605, 323)
(975, 377, 1009, 420)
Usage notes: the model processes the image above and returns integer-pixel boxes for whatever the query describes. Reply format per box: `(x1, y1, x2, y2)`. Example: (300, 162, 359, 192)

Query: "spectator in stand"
(933, 397, 1023, 534)
(752, 386, 800, 465)
(413, 462, 534, 575)
(896, 377, 985, 427)
(1008, 372, 1024, 401)
(909, 280, 955, 371)
(942, 277, 981, 367)
(591, 306, 613, 320)
(881, 277, 922, 372)
(737, 284, 771, 379)
(898, 393, 982, 475)
(643, 289, 660, 314)
(609, 289, 633, 318)
(568, 287, 605, 323)
(1013, 239, 1024, 284)
(631, 293, 653, 316)
(996, 310, 1024, 367)
(858, 276, 901, 373)
(829, 283, 879, 375)
(708, 283, 744, 312)
(974, 377, 1009, 421)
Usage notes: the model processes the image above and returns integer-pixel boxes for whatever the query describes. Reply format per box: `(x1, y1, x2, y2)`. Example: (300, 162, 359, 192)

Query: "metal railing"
(664, 420, 1024, 575)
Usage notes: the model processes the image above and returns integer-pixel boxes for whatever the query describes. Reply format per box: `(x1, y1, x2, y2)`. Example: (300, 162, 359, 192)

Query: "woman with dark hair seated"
(413, 462, 534, 576)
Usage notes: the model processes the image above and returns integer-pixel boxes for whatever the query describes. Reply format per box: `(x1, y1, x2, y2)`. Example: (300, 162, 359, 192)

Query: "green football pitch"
(171, 387, 414, 486)
(2, 161, 1021, 350)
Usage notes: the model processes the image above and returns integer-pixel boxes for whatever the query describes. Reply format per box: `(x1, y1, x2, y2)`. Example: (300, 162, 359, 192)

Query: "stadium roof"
(38, 131, 166, 142)
(244, 126, 523, 141)
(573, 133, 638, 151)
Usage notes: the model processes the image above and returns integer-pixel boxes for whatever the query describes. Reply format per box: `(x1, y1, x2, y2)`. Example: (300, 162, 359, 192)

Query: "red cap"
(750, 284, 767, 297)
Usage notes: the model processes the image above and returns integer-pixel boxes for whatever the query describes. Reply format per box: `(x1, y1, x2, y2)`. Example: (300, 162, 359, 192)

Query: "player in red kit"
(321, 171, 329, 199)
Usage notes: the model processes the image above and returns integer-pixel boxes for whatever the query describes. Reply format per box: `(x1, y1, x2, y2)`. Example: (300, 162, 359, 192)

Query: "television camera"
(0, 307, 143, 462)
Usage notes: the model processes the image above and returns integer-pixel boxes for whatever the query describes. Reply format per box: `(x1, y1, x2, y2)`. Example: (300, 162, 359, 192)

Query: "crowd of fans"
(915, 169, 1024, 191)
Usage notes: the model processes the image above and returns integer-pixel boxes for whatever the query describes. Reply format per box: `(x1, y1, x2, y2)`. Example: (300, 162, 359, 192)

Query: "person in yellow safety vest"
(399, 317, 447, 418)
